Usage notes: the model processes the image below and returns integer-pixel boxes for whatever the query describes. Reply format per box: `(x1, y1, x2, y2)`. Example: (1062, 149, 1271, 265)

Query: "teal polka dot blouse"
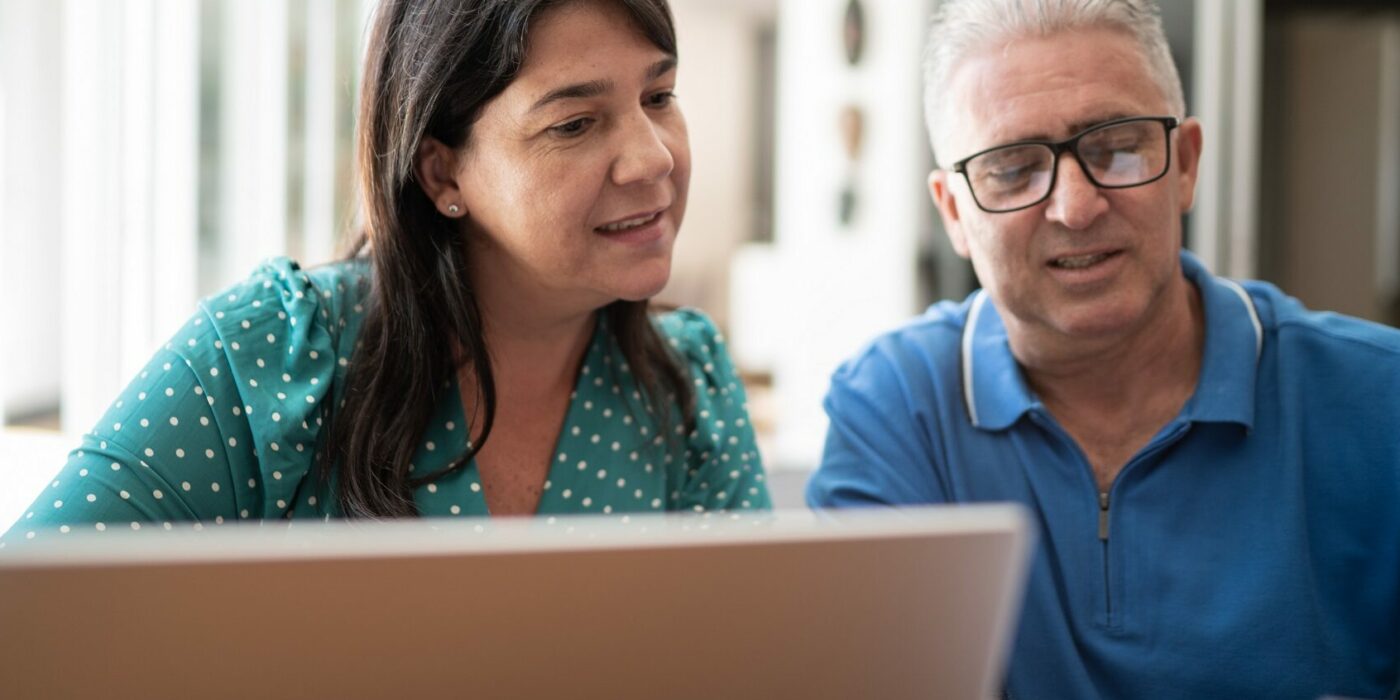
(3, 258, 771, 542)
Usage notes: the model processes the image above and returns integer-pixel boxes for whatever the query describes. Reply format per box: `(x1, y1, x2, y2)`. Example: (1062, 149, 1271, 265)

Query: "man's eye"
(1101, 139, 1142, 153)
(549, 117, 593, 137)
(977, 159, 1036, 186)
(1084, 130, 1145, 154)
(981, 167, 1034, 193)
(989, 165, 1030, 181)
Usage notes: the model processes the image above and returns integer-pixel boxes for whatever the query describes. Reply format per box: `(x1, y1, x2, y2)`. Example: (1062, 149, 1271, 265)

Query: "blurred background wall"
(1, 0, 1397, 513)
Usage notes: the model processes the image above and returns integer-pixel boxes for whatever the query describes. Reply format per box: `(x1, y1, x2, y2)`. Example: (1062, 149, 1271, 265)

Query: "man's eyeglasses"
(950, 116, 1180, 214)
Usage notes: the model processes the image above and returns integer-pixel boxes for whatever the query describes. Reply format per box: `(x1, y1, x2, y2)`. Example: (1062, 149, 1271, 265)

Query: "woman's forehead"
(500, 1, 671, 106)
(519, 1, 666, 76)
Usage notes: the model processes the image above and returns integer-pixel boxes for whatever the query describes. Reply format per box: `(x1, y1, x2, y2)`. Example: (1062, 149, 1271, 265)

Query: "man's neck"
(1014, 277, 1202, 406)
(1008, 276, 1205, 489)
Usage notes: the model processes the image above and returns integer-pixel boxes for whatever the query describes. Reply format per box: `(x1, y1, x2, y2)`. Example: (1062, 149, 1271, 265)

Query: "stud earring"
(447, 204, 461, 215)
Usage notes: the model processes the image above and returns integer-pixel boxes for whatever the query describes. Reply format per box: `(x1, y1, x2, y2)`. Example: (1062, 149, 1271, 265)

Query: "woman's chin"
(614, 279, 670, 303)
(611, 264, 673, 303)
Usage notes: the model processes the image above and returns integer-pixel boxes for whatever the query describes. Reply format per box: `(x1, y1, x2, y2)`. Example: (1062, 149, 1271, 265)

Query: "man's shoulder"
(833, 295, 977, 384)
(1240, 278, 1400, 360)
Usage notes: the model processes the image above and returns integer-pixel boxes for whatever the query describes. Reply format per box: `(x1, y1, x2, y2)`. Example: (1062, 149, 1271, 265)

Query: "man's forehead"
(938, 28, 1167, 153)
(975, 101, 1145, 142)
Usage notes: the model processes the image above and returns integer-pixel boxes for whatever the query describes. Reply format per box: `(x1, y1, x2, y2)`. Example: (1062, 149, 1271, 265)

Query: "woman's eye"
(549, 117, 593, 137)
(645, 91, 676, 108)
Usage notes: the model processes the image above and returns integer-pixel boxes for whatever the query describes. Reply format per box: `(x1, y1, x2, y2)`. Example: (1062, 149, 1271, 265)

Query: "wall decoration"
(838, 0, 867, 229)
(839, 104, 865, 162)
(838, 104, 865, 227)
(843, 0, 865, 66)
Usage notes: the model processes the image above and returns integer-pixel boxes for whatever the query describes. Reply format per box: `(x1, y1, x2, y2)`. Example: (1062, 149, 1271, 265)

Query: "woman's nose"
(611, 112, 675, 187)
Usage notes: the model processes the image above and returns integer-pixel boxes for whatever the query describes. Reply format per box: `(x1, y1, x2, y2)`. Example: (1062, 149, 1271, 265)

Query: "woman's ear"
(414, 137, 467, 218)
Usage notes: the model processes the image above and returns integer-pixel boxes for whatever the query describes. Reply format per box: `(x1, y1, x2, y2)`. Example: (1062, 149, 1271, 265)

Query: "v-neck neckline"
(433, 314, 612, 516)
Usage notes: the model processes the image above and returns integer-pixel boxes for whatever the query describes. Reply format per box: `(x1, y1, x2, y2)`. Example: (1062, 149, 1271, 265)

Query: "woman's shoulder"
(653, 306, 727, 361)
(648, 309, 770, 511)
(191, 256, 370, 363)
(199, 256, 371, 324)
(186, 253, 372, 410)
(651, 307, 743, 396)
(166, 256, 371, 516)
(2, 257, 375, 539)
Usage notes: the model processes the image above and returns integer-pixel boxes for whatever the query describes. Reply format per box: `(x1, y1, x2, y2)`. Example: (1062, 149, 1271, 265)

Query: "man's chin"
(1047, 301, 1153, 340)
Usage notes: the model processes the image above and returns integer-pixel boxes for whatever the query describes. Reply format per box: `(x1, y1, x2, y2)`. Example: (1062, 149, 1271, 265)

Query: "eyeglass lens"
(965, 119, 1169, 212)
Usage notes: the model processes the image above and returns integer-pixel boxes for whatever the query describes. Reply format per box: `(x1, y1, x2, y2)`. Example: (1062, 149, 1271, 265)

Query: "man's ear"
(414, 137, 466, 217)
(1173, 117, 1204, 214)
(929, 169, 971, 258)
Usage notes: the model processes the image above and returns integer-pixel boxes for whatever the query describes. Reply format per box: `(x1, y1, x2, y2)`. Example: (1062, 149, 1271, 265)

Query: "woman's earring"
(447, 204, 461, 215)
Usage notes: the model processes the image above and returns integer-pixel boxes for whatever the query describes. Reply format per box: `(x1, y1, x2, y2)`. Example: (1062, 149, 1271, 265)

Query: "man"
(806, 0, 1400, 697)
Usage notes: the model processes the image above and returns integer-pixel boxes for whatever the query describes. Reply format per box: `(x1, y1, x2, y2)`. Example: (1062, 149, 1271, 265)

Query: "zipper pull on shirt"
(1098, 491, 1110, 541)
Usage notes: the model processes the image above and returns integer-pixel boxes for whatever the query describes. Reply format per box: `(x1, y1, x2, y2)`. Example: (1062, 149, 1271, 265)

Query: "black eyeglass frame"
(950, 115, 1180, 214)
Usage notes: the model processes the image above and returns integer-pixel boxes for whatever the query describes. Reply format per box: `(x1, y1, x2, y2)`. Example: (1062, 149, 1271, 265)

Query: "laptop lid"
(0, 505, 1032, 700)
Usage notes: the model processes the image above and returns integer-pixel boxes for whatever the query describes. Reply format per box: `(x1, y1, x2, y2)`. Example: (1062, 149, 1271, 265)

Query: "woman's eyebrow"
(527, 57, 677, 115)
(647, 57, 677, 80)
(528, 79, 612, 114)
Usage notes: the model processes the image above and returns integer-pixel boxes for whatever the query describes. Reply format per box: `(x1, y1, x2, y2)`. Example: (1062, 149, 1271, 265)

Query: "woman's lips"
(596, 210, 662, 233)
(594, 208, 668, 246)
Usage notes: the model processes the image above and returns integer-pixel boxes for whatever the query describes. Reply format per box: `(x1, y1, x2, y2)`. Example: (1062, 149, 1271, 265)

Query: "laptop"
(0, 505, 1032, 700)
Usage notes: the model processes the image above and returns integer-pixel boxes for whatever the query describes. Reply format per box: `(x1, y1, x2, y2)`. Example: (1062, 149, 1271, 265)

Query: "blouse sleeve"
(1, 258, 358, 545)
(659, 309, 772, 513)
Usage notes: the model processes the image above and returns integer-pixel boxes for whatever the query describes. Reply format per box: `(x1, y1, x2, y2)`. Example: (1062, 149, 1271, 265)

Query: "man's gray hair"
(923, 0, 1185, 163)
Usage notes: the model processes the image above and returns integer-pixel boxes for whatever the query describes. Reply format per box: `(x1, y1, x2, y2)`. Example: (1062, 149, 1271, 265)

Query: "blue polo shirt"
(808, 251, 1400, 699)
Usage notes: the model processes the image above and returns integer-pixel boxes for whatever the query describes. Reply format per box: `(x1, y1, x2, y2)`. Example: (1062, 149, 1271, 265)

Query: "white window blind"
(1, 0, 369, 436)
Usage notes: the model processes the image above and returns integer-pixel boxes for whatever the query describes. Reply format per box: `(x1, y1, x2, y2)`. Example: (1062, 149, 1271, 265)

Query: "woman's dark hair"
(323, 0, 694, 518)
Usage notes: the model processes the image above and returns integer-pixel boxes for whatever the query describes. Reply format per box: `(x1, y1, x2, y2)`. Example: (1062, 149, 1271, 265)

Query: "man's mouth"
(596, 211, 662, 233)
(1049, 250, 1119, 270)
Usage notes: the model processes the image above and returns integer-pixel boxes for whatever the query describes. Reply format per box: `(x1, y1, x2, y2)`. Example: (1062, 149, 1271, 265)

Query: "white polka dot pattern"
(2, 258, 770, 544)
(407, 309, 770, 517)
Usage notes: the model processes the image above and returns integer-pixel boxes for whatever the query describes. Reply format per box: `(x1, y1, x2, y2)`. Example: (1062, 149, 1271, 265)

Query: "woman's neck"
(483, 304, 596, 395)
(463, 247, 603, 401)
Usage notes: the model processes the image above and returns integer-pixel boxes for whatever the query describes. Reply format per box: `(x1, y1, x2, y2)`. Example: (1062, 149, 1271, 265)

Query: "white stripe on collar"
(961, 290, 988, 428)
(1217, 278, 1263, 361)
(958, 279, 1263, 428)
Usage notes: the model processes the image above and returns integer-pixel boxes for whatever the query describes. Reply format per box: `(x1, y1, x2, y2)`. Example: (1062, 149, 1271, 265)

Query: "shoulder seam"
(1274, 317, 1400, 357)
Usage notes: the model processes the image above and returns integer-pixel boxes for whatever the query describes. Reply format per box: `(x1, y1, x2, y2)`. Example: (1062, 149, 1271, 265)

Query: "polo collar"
(960, 289, 1036, 430)
(1177, 250, 1261, 428)
(960, 250, 1262, 431)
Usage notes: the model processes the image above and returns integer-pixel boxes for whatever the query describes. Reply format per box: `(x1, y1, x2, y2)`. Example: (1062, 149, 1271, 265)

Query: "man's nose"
(1044, 154, 1109, 230)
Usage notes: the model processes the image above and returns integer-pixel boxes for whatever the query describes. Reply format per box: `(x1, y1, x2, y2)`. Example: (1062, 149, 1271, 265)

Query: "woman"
(2, 0, 769, 542)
